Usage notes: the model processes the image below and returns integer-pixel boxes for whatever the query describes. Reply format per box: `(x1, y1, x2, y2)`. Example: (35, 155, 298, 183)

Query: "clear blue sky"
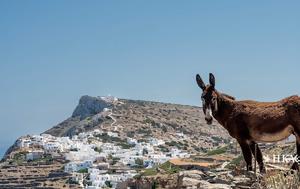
(0, 1, 299, 157)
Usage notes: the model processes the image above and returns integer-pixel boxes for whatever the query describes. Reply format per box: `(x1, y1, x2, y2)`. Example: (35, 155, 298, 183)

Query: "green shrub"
(143, 118, 156, 126)
(165, 141, 183, 149)
(225, 155, 243, 169)
(135, 158, 144, 168)
(95, 133, 125, 143)
(105, 181, 113, 188)
(117, 142, 135, 149)
(12, 152, 26, 164)
(137, 128, 152, 135)
(206, 145, 228, 156)
(94, 147, 102, 153)
(160, 161, 181, 174)
(112, 157, 120, 165)
(142, 168, 158, 176)
(77, 168, 88, 173)
(158, 145, 169, 152)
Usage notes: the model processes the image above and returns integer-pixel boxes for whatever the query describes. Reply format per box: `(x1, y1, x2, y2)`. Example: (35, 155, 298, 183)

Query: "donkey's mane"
(219, 92, 236, 100)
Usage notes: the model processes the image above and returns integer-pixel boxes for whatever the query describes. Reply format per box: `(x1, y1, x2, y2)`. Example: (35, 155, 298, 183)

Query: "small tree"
(143, 148, 148, 155)
(135, 158, 144, 168)
(94, 147, 102, 153)
(105, 181, 112, 188)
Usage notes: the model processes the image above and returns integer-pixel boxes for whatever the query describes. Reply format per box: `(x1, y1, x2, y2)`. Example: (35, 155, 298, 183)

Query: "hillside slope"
(44, 96, 231, 152)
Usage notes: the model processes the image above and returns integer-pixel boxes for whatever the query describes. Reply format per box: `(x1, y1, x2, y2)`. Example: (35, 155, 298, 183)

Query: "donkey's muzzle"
(205, 117, 213, 125)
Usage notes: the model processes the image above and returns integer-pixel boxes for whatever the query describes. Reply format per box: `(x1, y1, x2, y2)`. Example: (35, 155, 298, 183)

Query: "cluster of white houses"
(15, 128, 190, 188)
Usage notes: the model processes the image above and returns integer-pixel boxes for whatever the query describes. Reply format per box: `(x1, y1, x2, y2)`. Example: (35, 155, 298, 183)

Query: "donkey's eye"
(212, 97, 216, 101)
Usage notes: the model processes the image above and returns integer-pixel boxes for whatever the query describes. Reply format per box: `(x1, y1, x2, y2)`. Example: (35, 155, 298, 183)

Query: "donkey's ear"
(196, 74, 206, 90)
(209, 73, 215, 88)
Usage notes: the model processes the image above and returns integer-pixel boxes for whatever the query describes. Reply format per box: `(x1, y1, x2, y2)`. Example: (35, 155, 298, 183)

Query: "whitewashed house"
(127, 138, 138, 145)
(96, 162, 110, 170)
(26, 150, 44, 161)
(77, 160, 93, 170)
(65, 162, 78, 172)
(89, 173, 110, 188)
(100, 96, 118, 103)
(64, 160, 93, 172)
(170, 148, 190, 158)
(86, 186, 98, 189)
(107, 132, 118, 137)
(92, 129, 103, 135)
(31, 135, 44, 145)
(43, 142, 61, 152)
(149, 138, 165, 146)
(71, 173, 84, 187)
(41, 134, 56, 141)
(56, 137, 72, 151)
(17, 138, 32, 148)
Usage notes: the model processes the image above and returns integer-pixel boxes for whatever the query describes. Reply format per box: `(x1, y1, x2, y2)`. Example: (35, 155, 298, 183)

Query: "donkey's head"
(195, 73, 218, 125)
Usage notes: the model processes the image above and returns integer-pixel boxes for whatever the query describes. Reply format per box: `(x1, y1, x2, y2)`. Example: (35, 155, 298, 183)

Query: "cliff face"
(44, 95, 115, 137)
(71, 95, 111, 120)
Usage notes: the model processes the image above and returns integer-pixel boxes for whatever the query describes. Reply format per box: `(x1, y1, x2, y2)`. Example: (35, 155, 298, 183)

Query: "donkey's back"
(234, 95, 300, 142)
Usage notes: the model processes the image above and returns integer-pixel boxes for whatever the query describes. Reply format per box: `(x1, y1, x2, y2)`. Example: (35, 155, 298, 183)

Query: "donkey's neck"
(213, 92, 236, 128)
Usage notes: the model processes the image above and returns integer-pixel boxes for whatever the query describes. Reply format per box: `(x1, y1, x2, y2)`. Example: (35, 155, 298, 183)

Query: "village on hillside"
(3, 97, 196, 188)
(8, 129, 191, 188)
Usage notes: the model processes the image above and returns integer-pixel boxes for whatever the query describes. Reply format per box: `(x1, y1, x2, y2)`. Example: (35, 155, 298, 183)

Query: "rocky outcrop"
(2, 140, 18, 161)
(120, 168, 257, 189)
(72, 95, 111, 120)
(43, 95, 113, 137)
(177, 169, 257, 189)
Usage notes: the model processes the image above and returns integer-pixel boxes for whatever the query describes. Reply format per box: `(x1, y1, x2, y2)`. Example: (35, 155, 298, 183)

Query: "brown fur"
(196, 73, 300, 173)
(214, 93, 300, 142)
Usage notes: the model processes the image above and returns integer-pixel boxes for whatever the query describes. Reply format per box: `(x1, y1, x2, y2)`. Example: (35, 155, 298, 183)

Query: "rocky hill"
(44, 95, 231, 153)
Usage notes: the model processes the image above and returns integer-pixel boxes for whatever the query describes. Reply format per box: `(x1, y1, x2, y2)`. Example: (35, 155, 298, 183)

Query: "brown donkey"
(196, 73, 300, 173)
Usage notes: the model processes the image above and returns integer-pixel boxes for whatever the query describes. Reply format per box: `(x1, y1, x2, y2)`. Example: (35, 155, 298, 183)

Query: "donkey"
(195, 73, 300, 173)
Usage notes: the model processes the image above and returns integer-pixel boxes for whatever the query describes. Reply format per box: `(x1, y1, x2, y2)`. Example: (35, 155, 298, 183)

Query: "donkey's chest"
(249, 125, 294, 142)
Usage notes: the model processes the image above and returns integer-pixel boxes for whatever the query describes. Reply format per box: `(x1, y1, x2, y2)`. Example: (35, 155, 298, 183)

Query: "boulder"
(197, 180, 232, 189)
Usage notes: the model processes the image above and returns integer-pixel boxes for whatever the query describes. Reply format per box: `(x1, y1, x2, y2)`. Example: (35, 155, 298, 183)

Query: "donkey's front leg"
(238, 140, 253, 171)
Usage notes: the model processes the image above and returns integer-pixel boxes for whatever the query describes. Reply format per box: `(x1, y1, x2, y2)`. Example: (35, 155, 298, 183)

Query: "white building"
(149, 138, 165, 146)
(26, 150, 44, 161)
(31, 135, 44, 145)
(17, 138, 32, 148)
(170, 148, 190, 158)
(127, 138, 138, 145)
(64, 160, 93, 172)
(43, 142, 61, 152)
(100, 96, 118, 103)
(107, 132, 118, 138)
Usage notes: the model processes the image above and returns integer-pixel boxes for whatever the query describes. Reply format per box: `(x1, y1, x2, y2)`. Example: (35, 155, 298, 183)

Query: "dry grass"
(262, 170, 300, 189)
(247, 170, 300, 189)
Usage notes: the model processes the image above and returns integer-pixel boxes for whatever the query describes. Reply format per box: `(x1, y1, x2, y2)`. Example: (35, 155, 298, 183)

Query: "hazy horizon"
(1, 1, 300, 158)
